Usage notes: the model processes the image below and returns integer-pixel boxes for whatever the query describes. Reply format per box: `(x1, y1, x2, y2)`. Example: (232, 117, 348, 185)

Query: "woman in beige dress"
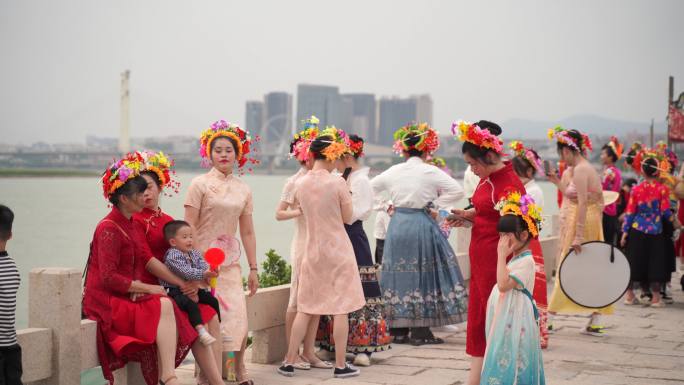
(184, 120, 260, 385)
(278, 127, 366, 379)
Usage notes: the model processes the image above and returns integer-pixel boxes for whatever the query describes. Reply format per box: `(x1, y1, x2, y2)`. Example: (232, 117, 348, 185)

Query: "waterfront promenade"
(177, 276, 684, 385)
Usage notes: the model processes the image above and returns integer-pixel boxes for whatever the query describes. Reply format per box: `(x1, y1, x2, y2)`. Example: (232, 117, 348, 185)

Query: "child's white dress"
(480, 250, 545, 385)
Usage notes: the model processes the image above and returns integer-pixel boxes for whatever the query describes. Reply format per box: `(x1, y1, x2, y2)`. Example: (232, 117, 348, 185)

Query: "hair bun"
(475, 120, 502, 136)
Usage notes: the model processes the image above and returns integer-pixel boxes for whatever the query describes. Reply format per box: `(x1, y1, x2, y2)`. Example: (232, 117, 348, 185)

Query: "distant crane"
(119, 70, 131, 154)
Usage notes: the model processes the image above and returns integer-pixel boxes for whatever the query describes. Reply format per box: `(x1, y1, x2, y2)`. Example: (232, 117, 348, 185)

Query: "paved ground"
(178, 272, 684, 385)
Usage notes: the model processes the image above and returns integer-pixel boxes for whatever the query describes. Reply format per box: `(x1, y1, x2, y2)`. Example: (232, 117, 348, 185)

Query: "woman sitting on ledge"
(83, 153, 220, 385)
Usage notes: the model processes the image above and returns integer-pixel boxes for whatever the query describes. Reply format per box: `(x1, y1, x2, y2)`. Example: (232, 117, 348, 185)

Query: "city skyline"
(1, 1, 683, 145)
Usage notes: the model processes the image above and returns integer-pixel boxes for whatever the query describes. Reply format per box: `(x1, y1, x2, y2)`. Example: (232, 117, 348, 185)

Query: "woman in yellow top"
(546, 126, 613, 336)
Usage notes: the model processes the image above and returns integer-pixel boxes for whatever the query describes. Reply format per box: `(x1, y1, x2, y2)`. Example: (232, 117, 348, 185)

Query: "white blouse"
(525, 179, 545, 209)
(371, 156, 464, 210)
(348, 167, 373, 223)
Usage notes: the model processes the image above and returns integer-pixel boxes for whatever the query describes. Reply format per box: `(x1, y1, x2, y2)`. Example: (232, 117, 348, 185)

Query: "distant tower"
(119, 70, 131, 154)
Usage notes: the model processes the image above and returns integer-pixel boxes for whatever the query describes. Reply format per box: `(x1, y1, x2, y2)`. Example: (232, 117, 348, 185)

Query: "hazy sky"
(1, 0, 683, 144)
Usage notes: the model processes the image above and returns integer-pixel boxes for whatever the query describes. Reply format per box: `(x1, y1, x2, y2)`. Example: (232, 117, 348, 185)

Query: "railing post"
(28, 268, 82, 385)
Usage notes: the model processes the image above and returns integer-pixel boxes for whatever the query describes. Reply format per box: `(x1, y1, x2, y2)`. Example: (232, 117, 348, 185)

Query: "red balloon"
(204, 247, 225, 267)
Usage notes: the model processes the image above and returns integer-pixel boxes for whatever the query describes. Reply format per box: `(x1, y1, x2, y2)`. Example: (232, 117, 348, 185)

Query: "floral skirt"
(380, 208, 468, 328)
(317, 221, 393, 353)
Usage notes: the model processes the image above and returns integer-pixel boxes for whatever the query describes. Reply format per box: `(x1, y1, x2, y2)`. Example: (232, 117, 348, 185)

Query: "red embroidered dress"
(467, 162, 525, 357)
(83, 207, 197, 385)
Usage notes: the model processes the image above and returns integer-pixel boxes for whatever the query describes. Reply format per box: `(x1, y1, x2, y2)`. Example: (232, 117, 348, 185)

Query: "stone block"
(80, 319, 98, 370)
(251, 325, 287, 364)
(17, 328, 52, 383)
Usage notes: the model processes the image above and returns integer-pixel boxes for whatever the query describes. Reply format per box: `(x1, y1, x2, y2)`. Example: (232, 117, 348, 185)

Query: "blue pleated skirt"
(381, 207, 468, 328)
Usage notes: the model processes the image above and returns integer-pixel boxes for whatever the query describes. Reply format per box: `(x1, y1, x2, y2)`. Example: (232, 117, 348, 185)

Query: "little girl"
(480, 191, 545, 385)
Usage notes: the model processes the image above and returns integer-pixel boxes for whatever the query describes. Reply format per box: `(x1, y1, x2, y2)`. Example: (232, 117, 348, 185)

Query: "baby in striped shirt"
(162, 220, 220, 346)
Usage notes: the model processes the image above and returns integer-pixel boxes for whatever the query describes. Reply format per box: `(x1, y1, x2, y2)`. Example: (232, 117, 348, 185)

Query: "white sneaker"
(353, 354, 371, 367)
(199, 332, 216, 345)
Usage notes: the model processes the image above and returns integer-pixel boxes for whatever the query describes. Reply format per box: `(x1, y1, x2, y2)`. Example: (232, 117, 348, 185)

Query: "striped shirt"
(160, 248, 208, 288)
(0, 251, 20, 347)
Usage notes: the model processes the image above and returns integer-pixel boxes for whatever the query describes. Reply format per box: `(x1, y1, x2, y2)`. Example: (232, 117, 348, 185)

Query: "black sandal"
(409, 336, 445, 346)
(392, 335, 409, 344)
(238, 380, 254, 385)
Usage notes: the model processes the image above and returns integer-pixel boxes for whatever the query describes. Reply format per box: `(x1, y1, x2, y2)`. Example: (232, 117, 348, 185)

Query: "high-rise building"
(342, 93, 376, 141)
(296, 84, 341, 129)
(377, 95, 434, 146)
(245, 101, 264, 137)
(413, 94, 433, 126)
(263, 92, 293, 151)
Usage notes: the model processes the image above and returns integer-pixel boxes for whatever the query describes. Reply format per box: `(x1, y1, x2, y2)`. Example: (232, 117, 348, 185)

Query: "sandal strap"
(159, 375, 177, 385)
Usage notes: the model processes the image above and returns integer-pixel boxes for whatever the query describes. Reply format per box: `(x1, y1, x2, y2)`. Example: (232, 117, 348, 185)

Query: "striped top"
(0, 251, 20, 347)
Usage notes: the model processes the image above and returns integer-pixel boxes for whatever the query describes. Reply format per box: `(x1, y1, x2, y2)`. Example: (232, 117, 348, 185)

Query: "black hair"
(625, 148, 638, 166)
(109, 175, 147, 207)
(601, 144, 618, 163)
(497, 214, 533, 243)
(0, 205, 14, 241)
(556, 129, 583, 154)
(403, 134, 424, 157)
(309, 135, 333, 160)
(642, 157, 660, 178)
(210, 135, 239, 156)
(140, 170, 162, 188)
(512, 150, 540, 179)
(623, 178, 637, 188)
(163, 220, 191, 241)
(349, 134, 364, 159)
(461, 120, 503, 165)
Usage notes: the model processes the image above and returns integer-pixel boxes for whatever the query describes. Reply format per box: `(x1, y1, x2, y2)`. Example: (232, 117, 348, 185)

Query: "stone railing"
(18, 215, 559, 384)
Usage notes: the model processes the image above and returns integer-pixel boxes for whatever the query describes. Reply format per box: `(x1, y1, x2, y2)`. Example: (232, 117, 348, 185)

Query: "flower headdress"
(631, 147, 672, 179)
(605, 136, 624, 160)
(547, 126, 592, 155)
(348, 136, 364, 158)
(656, 140, 678, 172)
(452, 120, 505, 155)
(139, 150, 180, 196)
(509, 140, 543, 173)
(101, 151, 145, 200)
(427, 156, 452, 175)
(290, 116, 320, 162)
(392, 122, 440, 156)
(316, 126, 351, 161)
(199, 120, 259, 171)
(494, 189, 543, 238)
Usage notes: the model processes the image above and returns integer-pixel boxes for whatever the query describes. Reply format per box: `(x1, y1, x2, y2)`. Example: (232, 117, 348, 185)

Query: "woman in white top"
(510, 140, 550, 349)
(371, 123, 467, 345)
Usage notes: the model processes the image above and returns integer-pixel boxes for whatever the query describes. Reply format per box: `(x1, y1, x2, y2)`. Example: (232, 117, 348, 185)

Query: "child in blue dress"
(480, 191, 545, 385)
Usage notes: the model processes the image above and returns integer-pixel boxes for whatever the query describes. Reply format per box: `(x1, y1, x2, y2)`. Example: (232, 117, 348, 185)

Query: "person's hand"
(387, 205, 395, 217)
(546, 172, 560, 185)
(189, 293, 199, 303)
(146, 285, 167, 296)
(620, 233, 628, 248)
(130, 292, 144, 302)
(446, 209, 474, 227)
(571, 240, 583, 254)
(247, 270, 259, 297)
(429, 209, 439, 220)
(203, 269, 218, 280)
(179, 280, 200, 296)
(497, 233, 516, 258)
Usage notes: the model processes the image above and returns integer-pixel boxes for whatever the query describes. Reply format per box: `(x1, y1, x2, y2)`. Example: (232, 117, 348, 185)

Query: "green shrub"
(242, 249, 292, 289)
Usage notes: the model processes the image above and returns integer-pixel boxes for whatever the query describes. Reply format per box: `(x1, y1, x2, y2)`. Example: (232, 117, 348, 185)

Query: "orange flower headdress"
(453, 120, 505, 155)
(139, 150, 180, 196)
(392, 122, 440, 156)
(101, 152, 145, 200)
(494, 189, 543, 238)
(199, 120, 259, 172)
(290, 116, 320, 162)
(316, 126, 351, 161)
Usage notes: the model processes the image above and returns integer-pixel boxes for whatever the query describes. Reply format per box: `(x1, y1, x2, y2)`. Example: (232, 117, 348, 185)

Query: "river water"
(0, 172, 558, 331)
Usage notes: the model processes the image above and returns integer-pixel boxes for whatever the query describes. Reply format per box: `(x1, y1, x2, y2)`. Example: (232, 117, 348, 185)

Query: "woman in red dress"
(83, 153, 200, 385)
(132, 151, 224, 384)
(449, 121, 525, 385)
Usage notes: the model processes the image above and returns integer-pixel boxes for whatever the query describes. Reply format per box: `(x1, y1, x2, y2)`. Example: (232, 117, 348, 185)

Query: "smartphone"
(446, 213, 473, 227)
(342, 167, 352, 180)
(543, 160, 556, 176)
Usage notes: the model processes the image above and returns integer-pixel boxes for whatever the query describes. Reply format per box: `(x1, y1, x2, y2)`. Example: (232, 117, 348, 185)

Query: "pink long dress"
(294, 169, 366, 315)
